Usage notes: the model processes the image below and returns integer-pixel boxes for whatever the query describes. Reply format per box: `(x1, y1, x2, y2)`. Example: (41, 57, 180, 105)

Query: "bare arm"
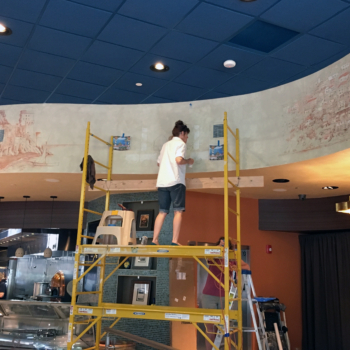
(175, 156, 194, 165)
(0, 292, 4, 298)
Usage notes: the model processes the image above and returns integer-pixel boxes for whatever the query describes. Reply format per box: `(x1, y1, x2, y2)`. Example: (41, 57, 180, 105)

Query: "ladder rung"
(91, 184, 108, 193)
(90, 133, 111, 146)
(83, 208, 103, 216)
(228, 179, 239, 190)
(76, 291, 101, 295)
(81, 235, 94, 239)
(227, 152, 237, 164)
(227, 125, 236, 138)
(94, 160, 110, 169)
(228, 207, 238, 216)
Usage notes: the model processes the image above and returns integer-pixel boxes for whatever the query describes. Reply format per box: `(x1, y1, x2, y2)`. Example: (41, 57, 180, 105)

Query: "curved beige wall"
(1, 53, 350, 175)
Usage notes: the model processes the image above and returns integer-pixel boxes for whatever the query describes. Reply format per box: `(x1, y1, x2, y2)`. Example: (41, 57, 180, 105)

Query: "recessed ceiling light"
(45, 179, 60, 183)
(273, 189, 287, 192)
(136, 83, 142, 87)
(322, 186, 339, 190)
(223, 60, 236, 68)
(0, 24, 12, 35)
(150, 63, 169, 72)
(272, 179, 290, 183)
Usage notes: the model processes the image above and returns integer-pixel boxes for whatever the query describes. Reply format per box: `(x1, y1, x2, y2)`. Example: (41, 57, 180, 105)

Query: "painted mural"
(0, 109, 57, 171)
(283, 61, 350, 154)
(1, 53, 350, 174)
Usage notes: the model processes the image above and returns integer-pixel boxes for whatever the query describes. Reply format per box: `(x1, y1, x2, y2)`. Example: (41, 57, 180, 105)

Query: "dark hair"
(172, 120, 190, 137)
(215, 236, 233, 250)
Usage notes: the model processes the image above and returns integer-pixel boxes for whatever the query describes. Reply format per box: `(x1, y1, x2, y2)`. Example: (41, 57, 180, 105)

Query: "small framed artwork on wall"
(131, 280, 151, 306)
(136, 210, 154, 231)
(131, 256, 153, 270)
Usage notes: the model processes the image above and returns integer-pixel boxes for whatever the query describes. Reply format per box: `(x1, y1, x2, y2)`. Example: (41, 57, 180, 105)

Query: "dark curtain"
(299, 233, 350, 350)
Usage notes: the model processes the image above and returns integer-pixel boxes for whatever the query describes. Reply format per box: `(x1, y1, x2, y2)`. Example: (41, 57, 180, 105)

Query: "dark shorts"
(158, 184, 186, 213)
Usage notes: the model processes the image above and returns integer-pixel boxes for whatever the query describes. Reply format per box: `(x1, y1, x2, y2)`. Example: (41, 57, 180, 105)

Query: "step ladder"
(212, 270, 269, 350)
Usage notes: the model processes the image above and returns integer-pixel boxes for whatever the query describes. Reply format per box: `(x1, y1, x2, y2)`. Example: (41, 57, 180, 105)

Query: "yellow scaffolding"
(67, 116, 242, 350)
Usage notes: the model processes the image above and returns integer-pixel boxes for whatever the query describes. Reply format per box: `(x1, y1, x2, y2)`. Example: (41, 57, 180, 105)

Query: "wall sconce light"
(335, 196, 350, 214)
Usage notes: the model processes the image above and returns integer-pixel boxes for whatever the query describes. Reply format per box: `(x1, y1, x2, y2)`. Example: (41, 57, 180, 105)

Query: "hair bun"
(175, 120, 184, 126)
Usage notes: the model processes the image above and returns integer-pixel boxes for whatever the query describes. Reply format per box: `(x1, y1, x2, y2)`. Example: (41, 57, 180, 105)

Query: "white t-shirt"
(156, 137, 187, 187)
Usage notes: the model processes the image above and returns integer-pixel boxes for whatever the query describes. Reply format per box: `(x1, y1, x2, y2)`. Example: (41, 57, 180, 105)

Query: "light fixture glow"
(155, 63, 164, 70)
(150, 63, 169, 72)
(322, 186, 338, 190)
(0, 24, 12, 35)
(136, 83, 142, 86)
(336, 196, 350, 214)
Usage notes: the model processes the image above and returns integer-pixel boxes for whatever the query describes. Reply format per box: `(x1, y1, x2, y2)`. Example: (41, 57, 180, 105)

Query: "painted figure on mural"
(0, 110, 53, 171)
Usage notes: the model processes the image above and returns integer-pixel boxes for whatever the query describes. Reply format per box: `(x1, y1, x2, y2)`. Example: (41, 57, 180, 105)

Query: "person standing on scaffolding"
(152, 120, 194, 246)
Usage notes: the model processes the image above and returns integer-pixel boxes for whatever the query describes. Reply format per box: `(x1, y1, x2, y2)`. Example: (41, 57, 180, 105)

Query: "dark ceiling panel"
(241, 58, 307, 84)
(67, 62, 123, 86)
(56, 79, 106, 100)
(198, 44, 264, 74)
(0, 0, 349, 104)
(118, 0, 198, 28)
(196, 90, 229, 100)
(82, 40, 144, 70)
(47, 93, 92, 104)
(2, 85, 50, 103)
(0, 0, 46, 23)
(309, 8, 350, 45)
(39, 0, 111, 38)
(0, 98, 25, 105)
(143, 96, 176, 104)
(260, 0, 349, 32)
(175, 2, 253, 42)
(28, 26, 92, 59)
(0, 43, 22, 67)
(98, 15, 167, 51)
(204, 0, 280, 16)
(129, 54, 191, 80)
(153, 82, 205, 101)
(214, 75, 272, 95)
(174, 66, 231, 89)
(9, 69, 61, 92)
(17, 50, 75, 77)
(229, 20, 299, 53)
(97, 88, 148, 104)
(0, 65, 13, 84)
(151, 31, 218, 63)
(112, 73, 168, 95)
(280, 48, 350, 85)
(0, 83, 5, 95)
(0, 17, 34, 47)
(272, 34, 346, 66)
(70, 0, 124, 12)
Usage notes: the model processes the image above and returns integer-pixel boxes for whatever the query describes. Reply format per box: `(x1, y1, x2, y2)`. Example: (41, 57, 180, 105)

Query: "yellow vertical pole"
(223, 112, 230, 350)
(105, 136, 113, 211)
(67, 121, 91, 350)
(95, 255, 106, 349)
(236, 128, 243, 350)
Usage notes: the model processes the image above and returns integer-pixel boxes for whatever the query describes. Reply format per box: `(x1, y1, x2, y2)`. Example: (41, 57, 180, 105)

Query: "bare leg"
(152, 212, 167, 244)
(172, 210, 183, 244)
(205, 324, 217, 350)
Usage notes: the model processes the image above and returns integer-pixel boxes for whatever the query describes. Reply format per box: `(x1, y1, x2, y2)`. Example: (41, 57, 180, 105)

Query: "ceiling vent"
(229, 20, 299, 53)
